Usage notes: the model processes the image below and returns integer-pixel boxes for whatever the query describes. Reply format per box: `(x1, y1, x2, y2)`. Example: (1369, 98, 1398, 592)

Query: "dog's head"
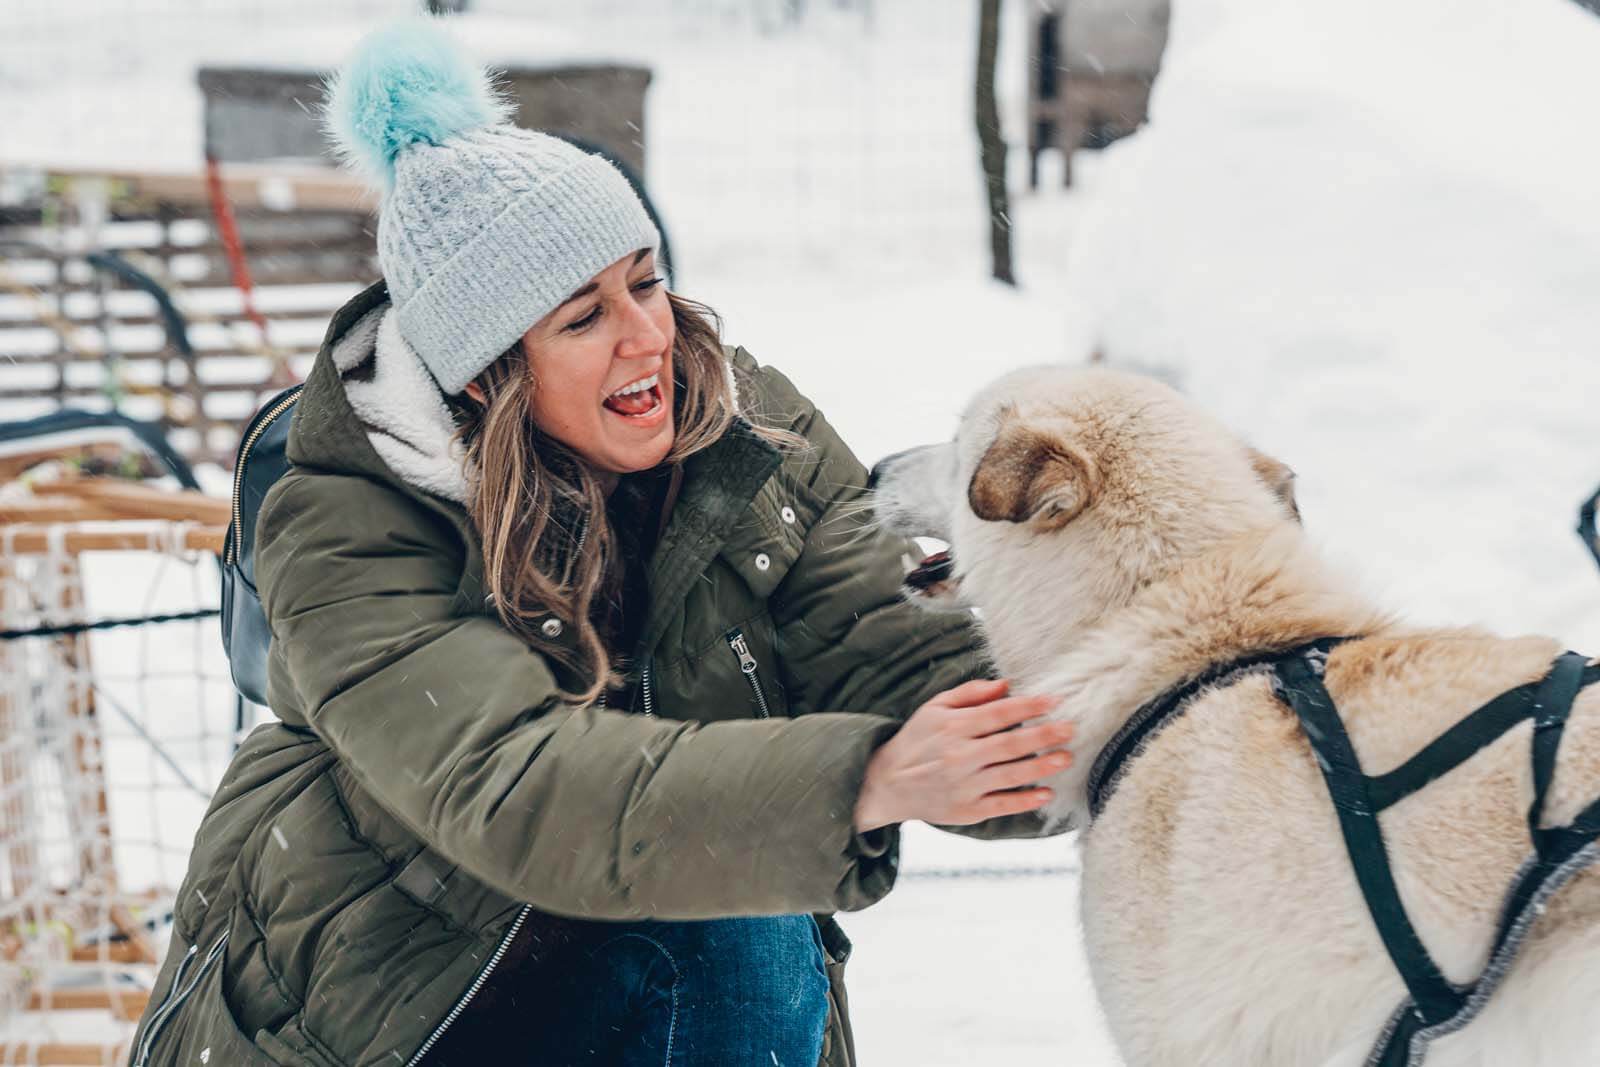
(872, 366, 1300, 649)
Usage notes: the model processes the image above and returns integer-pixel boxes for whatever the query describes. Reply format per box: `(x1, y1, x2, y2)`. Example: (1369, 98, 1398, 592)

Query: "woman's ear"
(464, 381, 486, 405)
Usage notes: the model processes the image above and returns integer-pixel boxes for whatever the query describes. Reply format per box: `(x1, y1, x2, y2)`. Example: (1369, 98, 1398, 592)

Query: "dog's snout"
(869, 449, 916, 491)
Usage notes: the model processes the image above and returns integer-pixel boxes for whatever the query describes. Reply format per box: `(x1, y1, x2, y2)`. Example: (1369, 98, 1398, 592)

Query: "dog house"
(1027, 0, 1171, 187)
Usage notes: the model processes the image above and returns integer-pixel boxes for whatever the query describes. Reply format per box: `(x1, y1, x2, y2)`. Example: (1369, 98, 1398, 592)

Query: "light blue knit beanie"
(324, 20, 661, 395)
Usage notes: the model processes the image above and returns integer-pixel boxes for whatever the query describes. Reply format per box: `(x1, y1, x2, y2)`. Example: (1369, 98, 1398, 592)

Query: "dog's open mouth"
(902, 547, 958, 598)
(905, 549, 953, 589)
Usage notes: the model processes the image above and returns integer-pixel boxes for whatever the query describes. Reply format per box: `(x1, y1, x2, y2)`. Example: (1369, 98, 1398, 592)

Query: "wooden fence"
(0, 165, 380, 467)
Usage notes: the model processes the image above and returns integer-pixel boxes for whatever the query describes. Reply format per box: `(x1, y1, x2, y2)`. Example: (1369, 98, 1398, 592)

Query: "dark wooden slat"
(14, 266, 374, 293)
(0, 370, 315, 400)
(0, 308, 348, 330)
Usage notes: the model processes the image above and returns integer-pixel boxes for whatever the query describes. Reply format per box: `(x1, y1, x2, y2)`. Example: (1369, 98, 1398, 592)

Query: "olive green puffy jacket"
(129, 281, 1040, 1067)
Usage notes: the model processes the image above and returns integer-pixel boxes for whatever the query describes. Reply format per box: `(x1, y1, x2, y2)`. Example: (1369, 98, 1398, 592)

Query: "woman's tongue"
(604, 386, 656, 416)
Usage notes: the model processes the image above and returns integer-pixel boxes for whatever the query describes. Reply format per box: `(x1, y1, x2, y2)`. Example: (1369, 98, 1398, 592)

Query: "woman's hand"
(854, 679, 1073, 833)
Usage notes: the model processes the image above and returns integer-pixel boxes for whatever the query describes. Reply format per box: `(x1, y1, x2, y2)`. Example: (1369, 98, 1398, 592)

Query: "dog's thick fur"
(873, 367, 1600, 1066)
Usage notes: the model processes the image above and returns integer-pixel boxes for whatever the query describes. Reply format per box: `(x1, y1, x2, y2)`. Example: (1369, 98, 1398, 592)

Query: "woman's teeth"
(610, 373, 658, 398)
(603, 373, 662, 417)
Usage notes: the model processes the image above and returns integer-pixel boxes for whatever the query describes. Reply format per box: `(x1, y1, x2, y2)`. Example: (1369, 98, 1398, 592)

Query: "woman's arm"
(257, 469, 902, 919)
(748, 355, 1065, 839)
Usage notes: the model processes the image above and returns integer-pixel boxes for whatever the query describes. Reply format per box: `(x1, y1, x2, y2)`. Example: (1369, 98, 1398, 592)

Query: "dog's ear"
(968, 419, 1098, 528)
(1248, 448, 1301, 523)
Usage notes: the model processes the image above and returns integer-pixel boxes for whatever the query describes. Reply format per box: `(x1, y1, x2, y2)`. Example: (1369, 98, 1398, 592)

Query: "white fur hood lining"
(330, 307, 475, 506)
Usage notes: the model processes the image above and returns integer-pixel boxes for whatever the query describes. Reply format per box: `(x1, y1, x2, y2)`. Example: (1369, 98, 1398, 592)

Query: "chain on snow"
(900, 864, 1079, 881)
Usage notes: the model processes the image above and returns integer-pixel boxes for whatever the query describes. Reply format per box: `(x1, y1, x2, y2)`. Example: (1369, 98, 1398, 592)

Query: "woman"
(131, 23, 1072, 1067)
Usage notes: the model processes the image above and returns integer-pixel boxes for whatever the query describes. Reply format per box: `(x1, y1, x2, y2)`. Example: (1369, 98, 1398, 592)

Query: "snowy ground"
(1062, 0, 1600, 656)
(5, 0, 1600, 1063)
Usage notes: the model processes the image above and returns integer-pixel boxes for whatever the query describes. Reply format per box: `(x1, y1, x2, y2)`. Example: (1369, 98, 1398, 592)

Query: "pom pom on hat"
(323, 19, 511, 188)
(321, 19, 661, 395)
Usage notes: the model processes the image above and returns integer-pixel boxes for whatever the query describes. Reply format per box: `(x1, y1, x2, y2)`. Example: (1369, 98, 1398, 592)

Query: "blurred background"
(1, 0, 1598, 1062)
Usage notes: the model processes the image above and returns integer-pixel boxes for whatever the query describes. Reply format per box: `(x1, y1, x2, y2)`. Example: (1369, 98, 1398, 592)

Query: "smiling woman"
(129, 18, 1072, 1067)
(447, 250, 752, 707)
(479, 249, 678, 474)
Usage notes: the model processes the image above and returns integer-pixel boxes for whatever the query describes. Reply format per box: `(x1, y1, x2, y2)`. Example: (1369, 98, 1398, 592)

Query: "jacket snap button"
(780, 506, 796, 524)
(755, 553, 771, 572)
(540, 618, 563, 638)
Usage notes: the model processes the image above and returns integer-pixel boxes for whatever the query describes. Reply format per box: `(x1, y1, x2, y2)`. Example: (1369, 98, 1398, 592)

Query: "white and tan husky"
(871, 367, 1600, 1066)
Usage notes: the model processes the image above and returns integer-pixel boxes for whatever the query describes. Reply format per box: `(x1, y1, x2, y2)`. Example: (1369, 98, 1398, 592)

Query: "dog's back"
(1081, 630, 1600, 1067)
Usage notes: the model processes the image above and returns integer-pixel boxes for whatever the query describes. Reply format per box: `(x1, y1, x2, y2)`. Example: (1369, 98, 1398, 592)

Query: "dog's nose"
(868, 449, 912, 490)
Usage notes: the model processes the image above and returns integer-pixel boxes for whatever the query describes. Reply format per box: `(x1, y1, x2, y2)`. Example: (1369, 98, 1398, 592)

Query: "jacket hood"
(286, 281, 475, 510)
(329, 296, 474, 506)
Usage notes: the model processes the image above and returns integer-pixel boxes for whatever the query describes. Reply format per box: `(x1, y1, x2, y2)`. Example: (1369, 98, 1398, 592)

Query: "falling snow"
(4, 0, 1596, 1063)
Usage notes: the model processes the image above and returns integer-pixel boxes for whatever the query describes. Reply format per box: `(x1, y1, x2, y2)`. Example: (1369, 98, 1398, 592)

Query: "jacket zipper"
(600, 664, 652, 715)
(225, 387, 302, 567)
(724, 629, 771, 718)
(131, 934, 227, 1067)
(405, 904, 532, 1066)
(130, 940, 197, 1063)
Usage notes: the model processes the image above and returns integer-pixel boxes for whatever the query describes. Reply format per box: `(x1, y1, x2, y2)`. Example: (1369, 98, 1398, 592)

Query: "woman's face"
(508, 249, 676, 475)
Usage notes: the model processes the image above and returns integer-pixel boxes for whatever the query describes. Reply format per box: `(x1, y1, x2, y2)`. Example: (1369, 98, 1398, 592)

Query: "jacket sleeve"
(256, 469, 900, 919)
(749, 357, 1056, 840)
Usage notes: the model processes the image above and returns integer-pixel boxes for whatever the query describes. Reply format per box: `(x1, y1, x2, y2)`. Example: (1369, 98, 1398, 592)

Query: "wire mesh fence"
(0, 522, 249, 1062)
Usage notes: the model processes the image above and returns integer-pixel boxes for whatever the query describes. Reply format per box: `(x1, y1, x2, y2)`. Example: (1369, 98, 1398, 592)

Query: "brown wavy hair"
(449, 292, 787, 706)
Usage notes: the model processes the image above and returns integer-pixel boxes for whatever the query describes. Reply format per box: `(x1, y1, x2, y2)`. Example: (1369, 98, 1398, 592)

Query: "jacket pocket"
(718, 497, 799, 601)
(132, 932, 277, 1067)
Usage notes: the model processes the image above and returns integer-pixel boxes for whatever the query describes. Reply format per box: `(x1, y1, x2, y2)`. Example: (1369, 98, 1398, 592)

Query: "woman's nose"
(616, 297, 668, 359)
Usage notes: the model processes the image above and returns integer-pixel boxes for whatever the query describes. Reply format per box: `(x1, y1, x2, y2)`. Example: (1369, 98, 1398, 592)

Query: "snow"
(1061, 0, 1600, 651)
(4, 0, 1600, 1062)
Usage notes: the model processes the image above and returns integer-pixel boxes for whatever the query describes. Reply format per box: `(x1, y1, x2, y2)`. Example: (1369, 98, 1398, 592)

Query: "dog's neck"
(1008, 523, 1394, 827)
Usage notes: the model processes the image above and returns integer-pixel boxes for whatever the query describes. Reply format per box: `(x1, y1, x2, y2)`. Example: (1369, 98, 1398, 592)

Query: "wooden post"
(976, 0, 1016, 285)
(0, 556, 40, 902)
(55, 552, 117, 895)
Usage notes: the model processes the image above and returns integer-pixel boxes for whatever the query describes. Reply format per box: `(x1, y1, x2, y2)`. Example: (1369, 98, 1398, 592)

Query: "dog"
(870, 366, 1600, 1066)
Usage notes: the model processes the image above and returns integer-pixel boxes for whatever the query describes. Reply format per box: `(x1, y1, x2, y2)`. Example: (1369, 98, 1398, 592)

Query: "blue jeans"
(419, 915, 832, 1062)
(536, 914, 831, 1066)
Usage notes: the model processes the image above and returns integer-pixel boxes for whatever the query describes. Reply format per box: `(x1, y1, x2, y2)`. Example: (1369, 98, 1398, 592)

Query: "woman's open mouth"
(603, 372, 664, 420)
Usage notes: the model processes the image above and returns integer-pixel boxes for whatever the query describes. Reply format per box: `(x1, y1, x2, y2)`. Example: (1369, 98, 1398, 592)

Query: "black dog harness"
(1085, 638, 1600, 1067)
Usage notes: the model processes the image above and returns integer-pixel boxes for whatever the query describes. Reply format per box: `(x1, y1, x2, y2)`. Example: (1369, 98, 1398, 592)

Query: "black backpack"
(220, 384, 303, 706)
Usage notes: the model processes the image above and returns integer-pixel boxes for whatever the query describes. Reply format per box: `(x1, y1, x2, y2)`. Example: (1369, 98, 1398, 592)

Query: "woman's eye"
(562, 280, 659, 333)
(564, 306, 601, 333)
